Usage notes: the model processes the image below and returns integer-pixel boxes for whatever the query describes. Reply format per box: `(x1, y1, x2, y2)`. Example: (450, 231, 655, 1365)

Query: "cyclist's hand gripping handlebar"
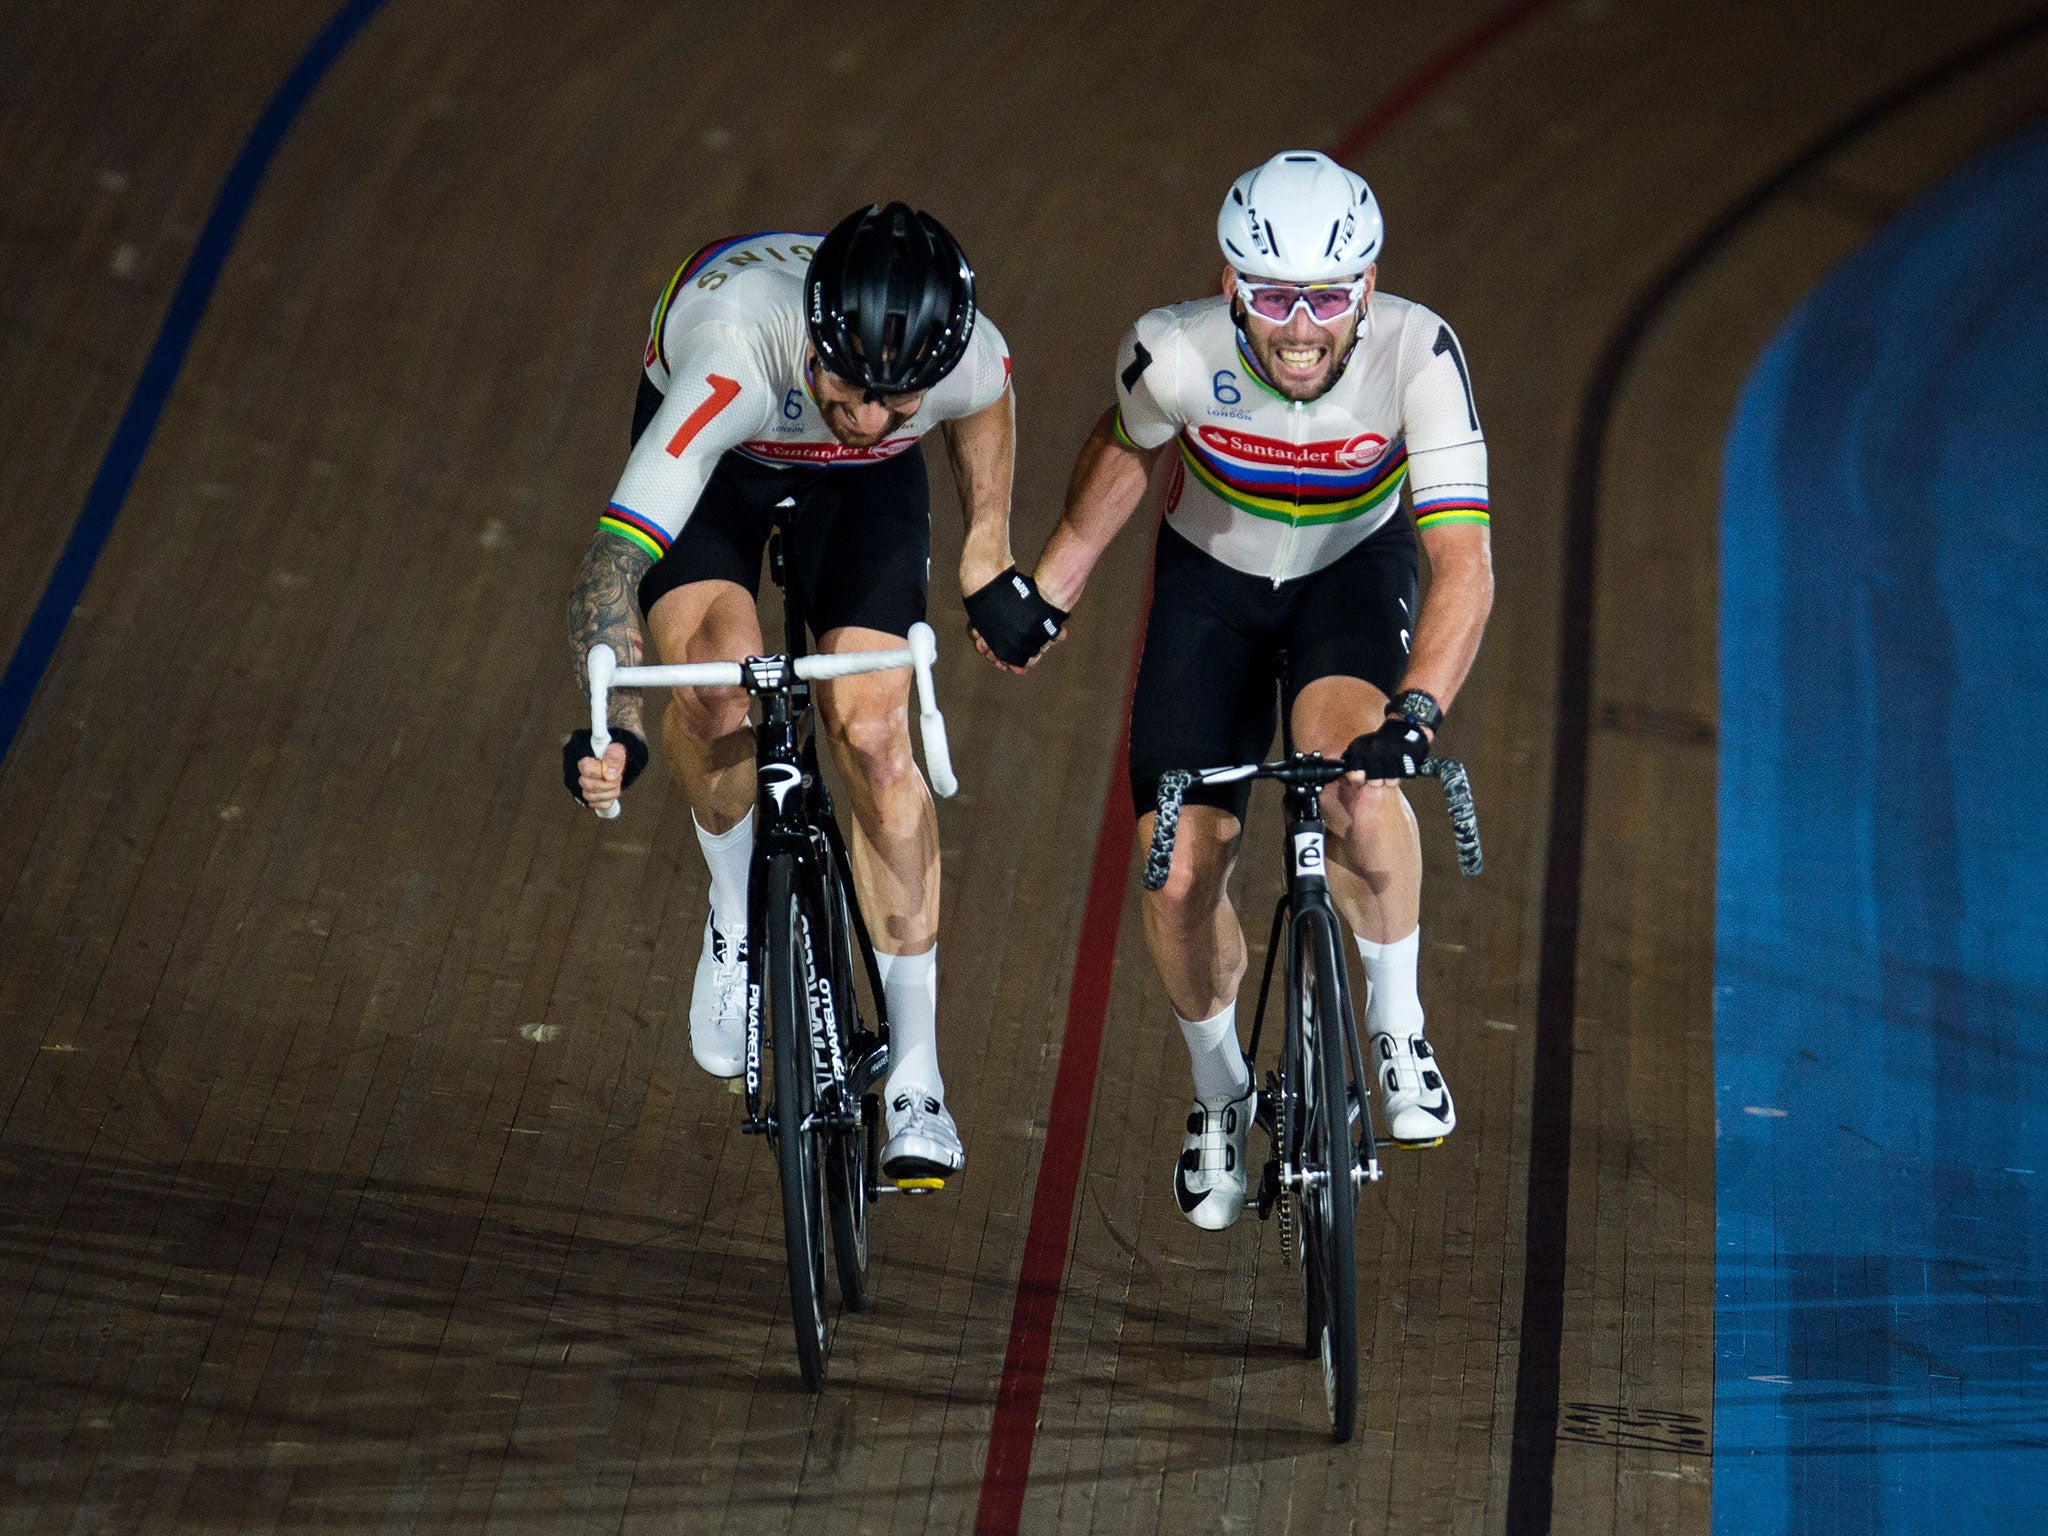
(586, 642, 623, 822)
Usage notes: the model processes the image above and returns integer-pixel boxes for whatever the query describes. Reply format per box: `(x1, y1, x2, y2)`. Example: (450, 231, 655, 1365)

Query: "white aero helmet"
(1217, 151, 1383, 282)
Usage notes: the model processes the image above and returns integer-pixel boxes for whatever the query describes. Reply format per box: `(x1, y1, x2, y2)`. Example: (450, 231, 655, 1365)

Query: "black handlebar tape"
(1419, 758, 1484, 876)
(1142, 771, 1194, 891)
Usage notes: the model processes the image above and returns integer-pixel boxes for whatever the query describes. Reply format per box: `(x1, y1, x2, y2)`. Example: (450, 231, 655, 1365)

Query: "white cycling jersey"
(598, 231, 1012, 561)
(1111, 292, 1488, 584)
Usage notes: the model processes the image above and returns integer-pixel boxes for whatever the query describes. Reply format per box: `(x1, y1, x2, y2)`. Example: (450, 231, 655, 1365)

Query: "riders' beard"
(1232, 303, 1358, 403)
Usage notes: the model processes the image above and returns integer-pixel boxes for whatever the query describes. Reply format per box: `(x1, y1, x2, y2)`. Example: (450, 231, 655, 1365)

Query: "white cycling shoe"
(1373, 1031, 1456, 1145)
(881, 1088, 965, 1181)
(1173, 1086, 1255, 1231)
(688, 917, 747, 1078)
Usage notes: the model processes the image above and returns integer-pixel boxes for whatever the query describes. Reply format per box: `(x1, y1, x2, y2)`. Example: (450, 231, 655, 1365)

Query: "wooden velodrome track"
(5, 1, 2047, 1530)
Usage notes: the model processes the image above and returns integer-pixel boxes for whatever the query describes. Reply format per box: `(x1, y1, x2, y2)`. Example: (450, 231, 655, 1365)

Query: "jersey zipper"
(1273, 398, 1306, 588)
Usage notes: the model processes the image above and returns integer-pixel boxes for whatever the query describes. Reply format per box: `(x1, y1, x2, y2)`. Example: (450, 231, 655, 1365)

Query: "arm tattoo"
(567, 532, 653, 735)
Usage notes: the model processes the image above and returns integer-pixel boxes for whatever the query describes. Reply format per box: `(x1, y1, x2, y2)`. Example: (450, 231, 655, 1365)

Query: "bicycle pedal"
(887, 1176, 946, 1194)
(1391, 1136, 1444, 1150)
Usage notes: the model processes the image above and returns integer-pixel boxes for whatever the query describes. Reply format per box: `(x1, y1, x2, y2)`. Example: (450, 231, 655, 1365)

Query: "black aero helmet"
(805, 202, 976, 395)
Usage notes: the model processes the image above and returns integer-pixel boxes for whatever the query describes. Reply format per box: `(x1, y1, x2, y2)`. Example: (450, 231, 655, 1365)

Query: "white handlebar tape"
(907, 622, 958, 798)
(586, 643, 622, 820)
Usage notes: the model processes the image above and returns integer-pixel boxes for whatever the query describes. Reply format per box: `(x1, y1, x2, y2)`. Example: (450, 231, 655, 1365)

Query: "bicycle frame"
(739, 539, 889, 1137)
(1243, 769, 1382, 1205)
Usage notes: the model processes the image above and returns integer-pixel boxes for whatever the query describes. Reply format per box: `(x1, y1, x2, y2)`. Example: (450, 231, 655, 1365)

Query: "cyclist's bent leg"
(1284, 520, 1453, 1144)
(1129, 527, 1283, 1226)
(1293, 684, 1452, 1142)
(1138, 804, 1247, 1024)
(790, 449, 959, 1176)
(646, 579, 764, 828)
(642, 579, 766, 1078)
(814, 634, 937, 955)
(1141, 804, 1257, 1228)
(814, 632, 958, 1176)
(1291, 676, 1422, 945)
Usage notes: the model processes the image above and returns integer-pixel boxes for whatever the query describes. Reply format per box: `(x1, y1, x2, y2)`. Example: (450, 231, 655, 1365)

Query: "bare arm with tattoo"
(566, 531, 652, 808)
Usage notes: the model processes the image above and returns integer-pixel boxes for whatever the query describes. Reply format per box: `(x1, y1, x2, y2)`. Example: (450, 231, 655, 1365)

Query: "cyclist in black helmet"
(563, 207, 1061, 1177)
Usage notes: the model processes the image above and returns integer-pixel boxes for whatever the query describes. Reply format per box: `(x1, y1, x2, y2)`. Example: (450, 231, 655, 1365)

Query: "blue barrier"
(1716, 118, 2048, 1532)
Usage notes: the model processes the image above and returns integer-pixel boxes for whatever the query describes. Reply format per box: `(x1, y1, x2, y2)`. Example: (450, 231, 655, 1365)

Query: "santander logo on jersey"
(1193, 425, 1391, 472)
(739, 436, 919, 465)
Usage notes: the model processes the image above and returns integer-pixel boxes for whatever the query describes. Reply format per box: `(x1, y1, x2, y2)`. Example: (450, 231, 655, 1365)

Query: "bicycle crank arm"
(848, 1042, 890, 1098)
(1254, 1158, 1282, 1219)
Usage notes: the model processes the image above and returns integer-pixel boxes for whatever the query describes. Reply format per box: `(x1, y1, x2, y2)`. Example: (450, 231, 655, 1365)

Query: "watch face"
(1393, 691, 1441, 728)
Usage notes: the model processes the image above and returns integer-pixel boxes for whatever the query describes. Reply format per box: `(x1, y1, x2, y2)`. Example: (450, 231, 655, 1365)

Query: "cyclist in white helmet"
(1022, 151, 1493, 1229)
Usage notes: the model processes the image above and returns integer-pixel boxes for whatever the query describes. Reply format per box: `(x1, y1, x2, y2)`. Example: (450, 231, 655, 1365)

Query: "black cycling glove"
(1342, 718, 1430, 780)
(562, 725, 648, 806)
(964, 566, 1068, 667)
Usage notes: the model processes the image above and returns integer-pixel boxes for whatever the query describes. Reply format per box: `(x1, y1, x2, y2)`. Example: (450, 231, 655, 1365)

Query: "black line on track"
(1505, 11, 2048, 1531)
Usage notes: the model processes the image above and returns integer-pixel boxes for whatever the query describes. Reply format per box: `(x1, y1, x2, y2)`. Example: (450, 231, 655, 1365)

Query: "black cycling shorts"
(630, 378, 930, 641)
(1127, 517, 1418, 822)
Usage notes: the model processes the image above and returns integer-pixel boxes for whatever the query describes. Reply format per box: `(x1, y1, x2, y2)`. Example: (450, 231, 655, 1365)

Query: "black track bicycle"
(583, 516, 957, 1391)
(1141, 726, 1481, 1442)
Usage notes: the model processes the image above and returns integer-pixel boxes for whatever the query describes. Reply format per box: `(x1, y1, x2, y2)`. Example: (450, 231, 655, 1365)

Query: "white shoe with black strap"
(1173, 1086, 1255, 1230)
(881, 1088, 965, 1182)
(1373, 1031, 1455, 1145)
(688, 916, 747, 1078)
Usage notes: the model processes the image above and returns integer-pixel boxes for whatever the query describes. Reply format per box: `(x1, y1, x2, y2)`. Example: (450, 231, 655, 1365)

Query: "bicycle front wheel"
(767, 852, 829, 1390)
(1296, 903, 1359, 1443)
(818, 855, 871, 1312)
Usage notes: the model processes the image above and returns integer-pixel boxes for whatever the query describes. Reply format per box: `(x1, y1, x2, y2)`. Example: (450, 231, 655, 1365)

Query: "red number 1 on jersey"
(665, 374, 742, 457)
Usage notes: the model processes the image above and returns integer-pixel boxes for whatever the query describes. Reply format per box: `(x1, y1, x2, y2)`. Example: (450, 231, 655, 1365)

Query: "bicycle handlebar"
(583, 621, 958, 820)
(1140, 755, 1483, 891)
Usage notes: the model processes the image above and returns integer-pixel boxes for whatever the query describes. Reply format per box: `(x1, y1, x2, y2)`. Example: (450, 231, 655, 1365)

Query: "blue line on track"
(1716, 117, 2048, 1533)
(0, 0, 390, 766)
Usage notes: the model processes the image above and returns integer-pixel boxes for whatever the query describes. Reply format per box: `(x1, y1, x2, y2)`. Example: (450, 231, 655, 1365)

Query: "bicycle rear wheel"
(767, 852, 829, 1390)
(1295, 904, 1359, 1443)
(818, 856, 870, 1312)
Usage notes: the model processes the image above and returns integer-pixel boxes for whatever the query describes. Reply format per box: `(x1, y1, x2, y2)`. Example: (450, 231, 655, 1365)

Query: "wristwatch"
(1385, 689, 1443, 731)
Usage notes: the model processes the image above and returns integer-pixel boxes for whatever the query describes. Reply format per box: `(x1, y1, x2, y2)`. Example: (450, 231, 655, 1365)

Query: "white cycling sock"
(1356, 927, 1425, 1039)
(1178, 1002, 1251, 1107)
(878, 945, 942, 1104)
(693, 813, 752, 937)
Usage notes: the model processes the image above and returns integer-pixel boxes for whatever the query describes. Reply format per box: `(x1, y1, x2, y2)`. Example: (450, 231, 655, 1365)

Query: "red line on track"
(973, 7, 1562, 1529)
